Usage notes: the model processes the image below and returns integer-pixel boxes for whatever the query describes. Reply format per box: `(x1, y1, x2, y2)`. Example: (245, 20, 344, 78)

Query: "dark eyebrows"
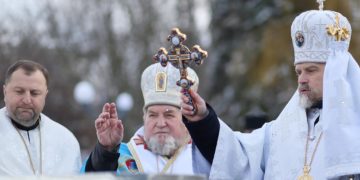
(306, 65, 319, 70)
(295, 65, 320, 73)
(30, 89, 42, 94)
(13, 86, 43, 92)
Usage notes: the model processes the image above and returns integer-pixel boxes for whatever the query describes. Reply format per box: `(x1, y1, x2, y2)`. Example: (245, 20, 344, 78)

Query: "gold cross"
(153, 27, 208, 75)
(326, 13, 350, 41)
(152, 28, 208, 112)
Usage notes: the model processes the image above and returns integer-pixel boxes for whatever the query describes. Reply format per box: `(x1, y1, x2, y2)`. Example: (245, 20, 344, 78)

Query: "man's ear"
(3, 85, 6, 100)
(143, 113, 146, 122)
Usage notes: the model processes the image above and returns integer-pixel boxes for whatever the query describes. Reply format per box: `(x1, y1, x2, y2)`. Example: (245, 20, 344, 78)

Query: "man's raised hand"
(95, 102, 124, 152)
(181, 89, 209, 122)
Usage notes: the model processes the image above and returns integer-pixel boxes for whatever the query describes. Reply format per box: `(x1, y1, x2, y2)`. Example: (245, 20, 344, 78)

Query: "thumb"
(189, 89, 203, 106)
(188, 89, 208, 119)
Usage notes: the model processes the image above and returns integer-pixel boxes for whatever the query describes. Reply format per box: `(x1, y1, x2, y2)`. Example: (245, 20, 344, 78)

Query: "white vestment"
(127, 127, 194, 175)
(203, 92, 360, 180)
(0, 107, 82, 176)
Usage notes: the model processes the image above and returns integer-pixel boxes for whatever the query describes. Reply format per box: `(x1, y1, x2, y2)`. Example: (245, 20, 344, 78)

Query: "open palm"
(95, 103, 124, 151)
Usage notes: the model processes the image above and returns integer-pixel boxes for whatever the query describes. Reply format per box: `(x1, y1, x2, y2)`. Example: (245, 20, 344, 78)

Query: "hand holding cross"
(153, 28, 208, 113)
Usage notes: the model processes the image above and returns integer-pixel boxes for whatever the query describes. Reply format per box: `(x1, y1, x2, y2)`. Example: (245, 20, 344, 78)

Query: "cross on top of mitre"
(317, 0, 325, 10)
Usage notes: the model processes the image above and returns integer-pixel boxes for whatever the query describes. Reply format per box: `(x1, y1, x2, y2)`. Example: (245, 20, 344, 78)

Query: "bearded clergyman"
(81, 63, 209, 175)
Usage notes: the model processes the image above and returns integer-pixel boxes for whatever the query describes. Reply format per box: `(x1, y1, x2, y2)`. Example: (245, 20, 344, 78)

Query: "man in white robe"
(1, 60, 82, 176)
(181, 1, 360, 179)
(82, 63, 209, 175)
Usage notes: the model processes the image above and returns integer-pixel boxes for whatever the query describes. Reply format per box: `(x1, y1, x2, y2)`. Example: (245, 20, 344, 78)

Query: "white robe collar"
(0, 107, 81, 176)
(127, 127, 194, 175)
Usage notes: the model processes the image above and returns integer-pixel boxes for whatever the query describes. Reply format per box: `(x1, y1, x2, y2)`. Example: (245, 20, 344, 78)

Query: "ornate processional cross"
(153, 28, 208, 112)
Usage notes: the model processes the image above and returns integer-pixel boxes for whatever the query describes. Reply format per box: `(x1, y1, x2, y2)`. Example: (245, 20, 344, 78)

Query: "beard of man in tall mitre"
(143, 105, 189, 157)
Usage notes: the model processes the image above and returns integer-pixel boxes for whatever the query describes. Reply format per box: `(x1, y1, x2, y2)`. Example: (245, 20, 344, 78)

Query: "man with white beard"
(297, 63, 324, 109)
(82, 63, 209, 175)
(181, 0, 360, 179)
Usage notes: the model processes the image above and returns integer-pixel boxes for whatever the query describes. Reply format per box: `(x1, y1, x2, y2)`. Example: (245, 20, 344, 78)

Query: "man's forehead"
(295, 62, 325, 69)
(6, 69, 47, 87)
(11, 68, 44, 78)
(147, 104, 180, 112)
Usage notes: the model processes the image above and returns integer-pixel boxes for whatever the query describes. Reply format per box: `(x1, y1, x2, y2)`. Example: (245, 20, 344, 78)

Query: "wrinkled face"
(3, 69, 48, 126)
(295, 63, 324, 108)
(143, 105, 188, 156)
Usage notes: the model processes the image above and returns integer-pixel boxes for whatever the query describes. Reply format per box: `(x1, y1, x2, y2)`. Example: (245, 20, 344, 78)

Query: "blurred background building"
(0, 0, 359, 159)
